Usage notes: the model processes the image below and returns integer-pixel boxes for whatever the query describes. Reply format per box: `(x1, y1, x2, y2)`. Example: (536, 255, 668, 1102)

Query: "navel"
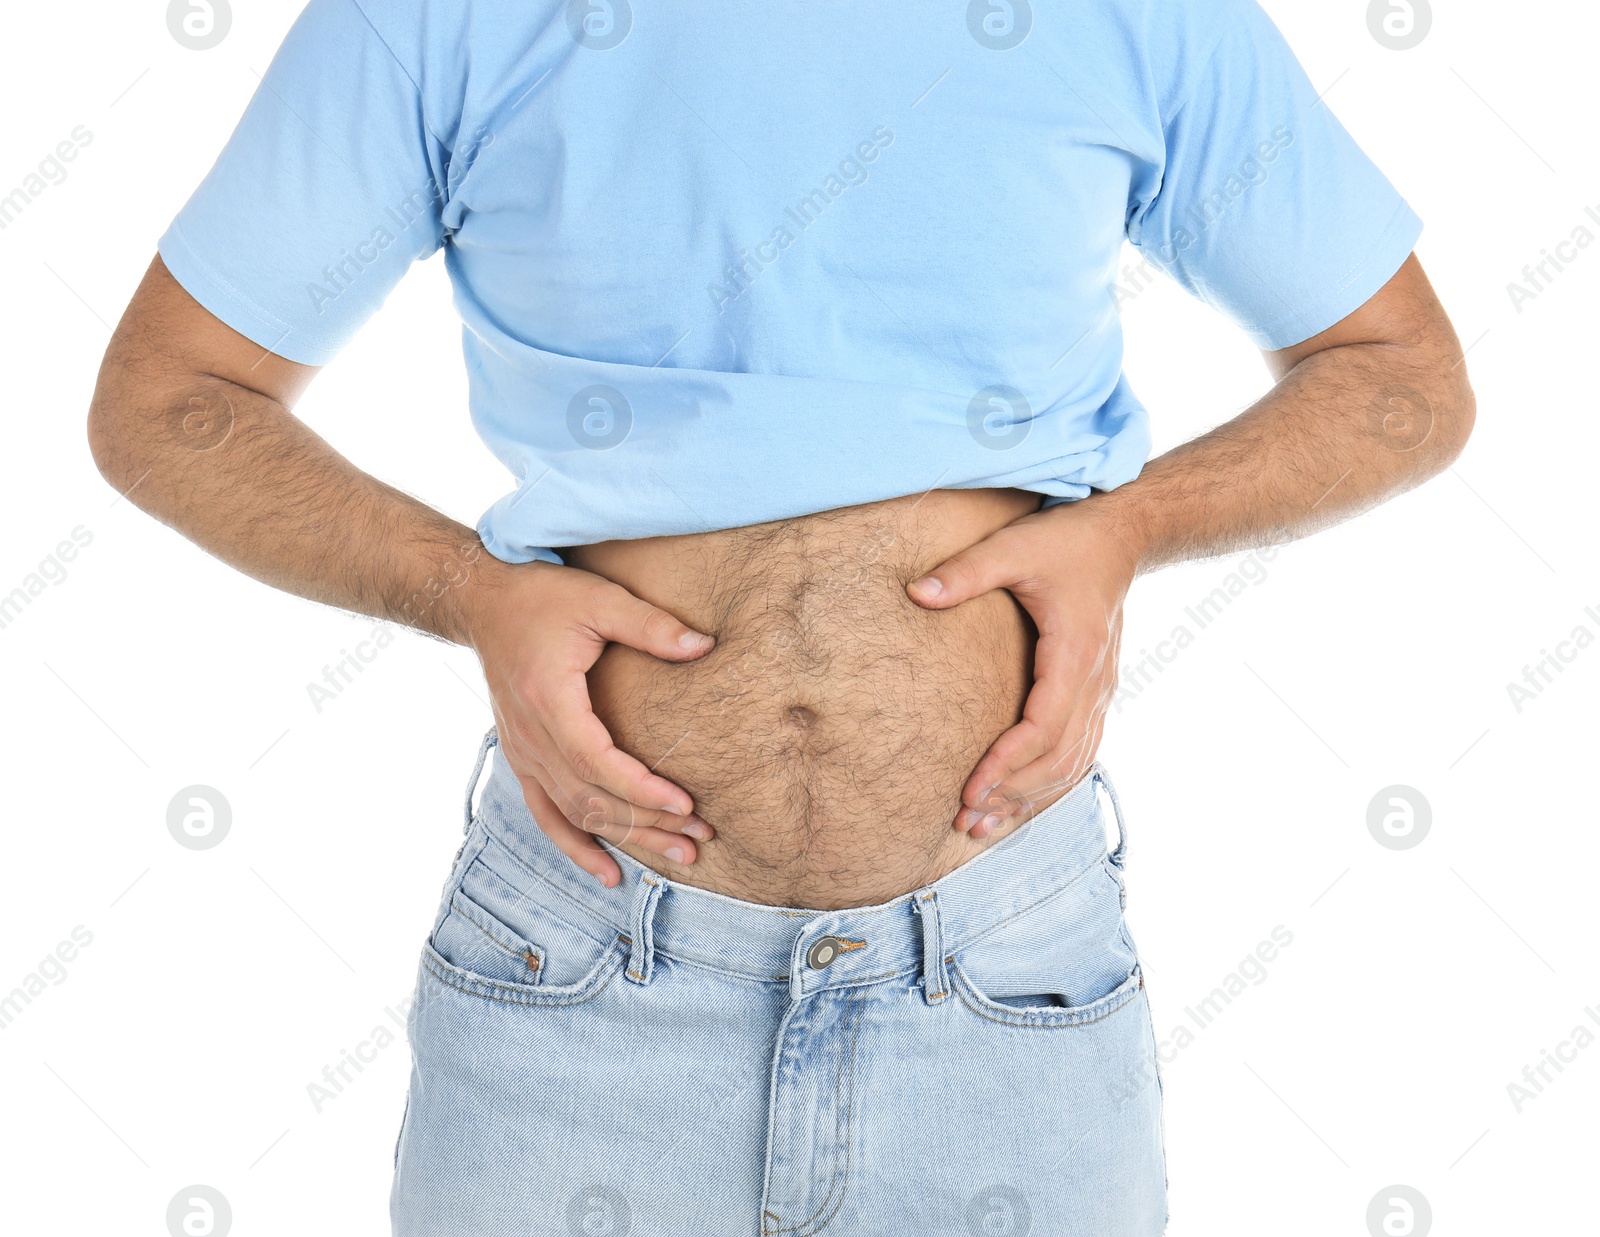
(785, 704, 818, 730)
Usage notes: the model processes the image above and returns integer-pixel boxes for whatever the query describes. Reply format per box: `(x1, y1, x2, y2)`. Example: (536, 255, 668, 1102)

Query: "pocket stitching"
(476, 827, 629, 941)
(448, 887, 547, 973)
(421, 936, 626, 1007)
(949, 960, 1143, 1029)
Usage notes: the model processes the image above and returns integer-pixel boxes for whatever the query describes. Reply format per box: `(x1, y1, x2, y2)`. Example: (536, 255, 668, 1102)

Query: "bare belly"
(566, 489, 1047, 909)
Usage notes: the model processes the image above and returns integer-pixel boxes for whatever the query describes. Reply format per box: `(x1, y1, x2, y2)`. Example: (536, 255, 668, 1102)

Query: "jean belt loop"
(1092, 760, 1129, 868)
(912, 888, 950, 1005)
(463, 727, 499, 835)
(625, 874, 666, 986)
(787, 929, 814, 1002)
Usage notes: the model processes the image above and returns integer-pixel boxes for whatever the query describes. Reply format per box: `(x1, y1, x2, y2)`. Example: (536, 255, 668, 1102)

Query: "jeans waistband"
(466, 728, 1128, 1004)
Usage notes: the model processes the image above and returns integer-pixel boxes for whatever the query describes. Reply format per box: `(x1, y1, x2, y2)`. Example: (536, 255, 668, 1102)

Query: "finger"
(969, 686, 1113, 839)
(960, 634, 1093, 814)
(588, 817, 705, 865)
(956, 619, 1115, 830)
(906, 533, 1019, 610)
(494, 702, 678, 838)
(532, 673, 698, 815)
(516, 773, 622, 888)
(995, 713, 1104, 820)
(524, 770, 705, 868)
(541, 772, 713, 849)
(960, 607, 1124, 835)
(957, 719, 1050, 830)
(503, 705, 712, 843)
(588, 587, 716, 662)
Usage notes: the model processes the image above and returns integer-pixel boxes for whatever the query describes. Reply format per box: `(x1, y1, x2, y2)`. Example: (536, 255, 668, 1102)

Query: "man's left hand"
(906, 500, 1140, 839)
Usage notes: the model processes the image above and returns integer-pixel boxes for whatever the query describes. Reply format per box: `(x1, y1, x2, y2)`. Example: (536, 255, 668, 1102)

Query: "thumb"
(906, 536, 1015, 610)
(592, 588, 716, 662)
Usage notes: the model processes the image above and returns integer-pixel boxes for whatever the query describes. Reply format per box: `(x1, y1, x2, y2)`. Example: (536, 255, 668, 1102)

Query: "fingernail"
(680, 631, 714, 651)
(663, 803, 689, 816)
(975, 813, 1004, 838)
(664, 846, 686, 864)
(681, 820, 712, 841)
(911, 577, 942, 598)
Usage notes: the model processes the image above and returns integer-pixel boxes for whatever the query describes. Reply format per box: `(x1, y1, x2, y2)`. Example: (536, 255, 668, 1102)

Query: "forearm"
(1094, 334, 1475, 575)
(88, 371, 507, 646)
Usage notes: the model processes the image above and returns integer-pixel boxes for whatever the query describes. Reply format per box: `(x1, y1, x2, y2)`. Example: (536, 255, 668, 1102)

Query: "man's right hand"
(463, 560, 718, 887)
(89, 257, 715, 889)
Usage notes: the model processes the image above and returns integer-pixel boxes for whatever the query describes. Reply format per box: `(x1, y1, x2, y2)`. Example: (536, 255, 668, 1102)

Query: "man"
(89, 0, 1472, 1231)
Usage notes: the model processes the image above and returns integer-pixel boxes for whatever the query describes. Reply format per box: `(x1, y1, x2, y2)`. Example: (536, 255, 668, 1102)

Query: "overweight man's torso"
(567, 489, 1049, 909)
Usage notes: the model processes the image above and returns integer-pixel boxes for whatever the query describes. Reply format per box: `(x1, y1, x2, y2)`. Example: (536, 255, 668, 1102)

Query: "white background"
(1, 1, 1595, 1234)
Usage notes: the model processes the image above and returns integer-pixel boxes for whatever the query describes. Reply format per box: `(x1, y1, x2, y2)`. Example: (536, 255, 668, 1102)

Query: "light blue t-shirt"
(159, 0, 1422, 565)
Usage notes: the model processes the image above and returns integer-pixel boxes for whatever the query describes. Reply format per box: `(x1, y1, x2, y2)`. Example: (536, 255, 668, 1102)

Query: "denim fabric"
(392, 732, 1168, 1235)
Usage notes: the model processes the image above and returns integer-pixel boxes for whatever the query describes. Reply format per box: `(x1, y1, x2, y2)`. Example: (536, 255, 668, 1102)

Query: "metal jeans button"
(806, 935, 842, 970)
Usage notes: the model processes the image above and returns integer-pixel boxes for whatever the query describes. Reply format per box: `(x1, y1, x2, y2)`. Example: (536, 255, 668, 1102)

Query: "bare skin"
(88, 252, 1472, 908)
(568, 487, 1042, 906)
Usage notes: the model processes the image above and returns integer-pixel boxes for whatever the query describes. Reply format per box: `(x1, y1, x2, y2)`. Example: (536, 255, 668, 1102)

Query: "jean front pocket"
(950, 855, 1142, 1029)
(422, 848, 625, 1007)
(430, 886, 548, 987)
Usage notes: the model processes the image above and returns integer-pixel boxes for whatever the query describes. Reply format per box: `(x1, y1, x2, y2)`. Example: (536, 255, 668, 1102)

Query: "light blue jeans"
(392, 731, 1168, 1235)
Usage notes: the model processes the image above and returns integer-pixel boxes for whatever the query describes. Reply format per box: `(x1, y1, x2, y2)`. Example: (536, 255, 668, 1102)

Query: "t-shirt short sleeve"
(1127, 0, 1423, 350)
(157, 0, 449, 366)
